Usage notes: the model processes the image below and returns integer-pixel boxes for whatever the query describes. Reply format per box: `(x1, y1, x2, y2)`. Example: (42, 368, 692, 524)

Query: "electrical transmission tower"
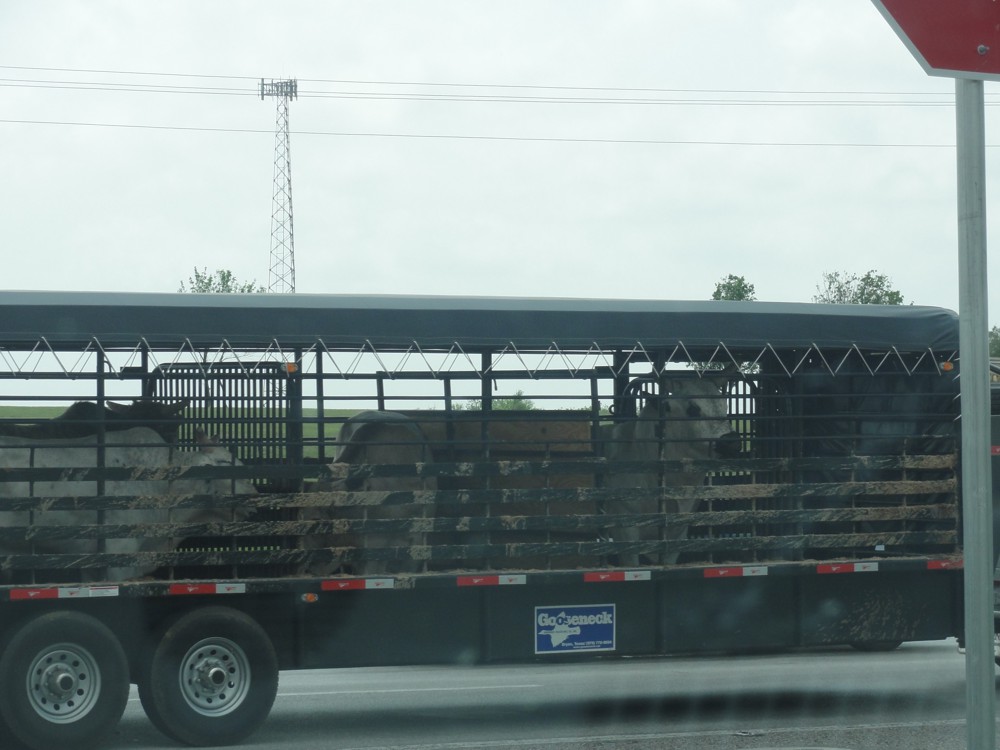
(260, 78, 297, 293)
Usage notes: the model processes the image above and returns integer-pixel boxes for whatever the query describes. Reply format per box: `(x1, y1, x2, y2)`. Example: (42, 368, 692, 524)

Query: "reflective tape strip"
(321, 578, 395, 591)
(929, 558, 964, 570)
(498, 574, 527, 585)
(456, 574, 526, 586)
(457, 575, 500, 586)
(817, 562, 879, 574)
(10, 585, 119, 601)
(704, 566, 768, 578)
(168, 583, 247, 596)
(584, 571, 652, 583)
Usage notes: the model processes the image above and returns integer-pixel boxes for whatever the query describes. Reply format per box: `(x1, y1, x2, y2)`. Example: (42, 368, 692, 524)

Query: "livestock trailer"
(0, 291, 968, 750)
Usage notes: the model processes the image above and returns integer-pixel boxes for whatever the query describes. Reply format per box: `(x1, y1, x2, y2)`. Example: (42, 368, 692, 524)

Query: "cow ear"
(164, 399, 190, 415)
(195, 431, 224, 452)
(702, 375, 728, 393)
(106, 401, 129, 414)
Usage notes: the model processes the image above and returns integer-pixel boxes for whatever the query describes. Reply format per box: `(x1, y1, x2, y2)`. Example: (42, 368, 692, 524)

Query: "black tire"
(850, 640, 903, 652)
(0, 611, 129, 750)
(137, 606, 278, 746)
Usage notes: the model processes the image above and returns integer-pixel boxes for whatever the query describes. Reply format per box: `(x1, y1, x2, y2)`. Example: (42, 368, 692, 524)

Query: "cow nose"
(714, 431, 742, 458)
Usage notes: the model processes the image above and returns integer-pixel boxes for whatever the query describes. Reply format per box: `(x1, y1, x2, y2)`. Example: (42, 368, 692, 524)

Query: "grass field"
(0, 406, 71, 419)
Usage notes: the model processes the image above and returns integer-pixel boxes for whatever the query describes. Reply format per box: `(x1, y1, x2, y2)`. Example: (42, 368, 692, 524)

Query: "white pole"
(956, 76, 994, 750)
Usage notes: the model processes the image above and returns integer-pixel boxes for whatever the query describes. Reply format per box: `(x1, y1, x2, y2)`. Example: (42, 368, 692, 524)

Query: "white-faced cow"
(302, 411, 436, 577)
(603, 377, 741, 566)
(0, 426, 255, 582)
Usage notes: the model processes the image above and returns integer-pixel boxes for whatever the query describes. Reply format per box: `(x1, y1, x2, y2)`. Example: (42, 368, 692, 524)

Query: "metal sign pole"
(955, 76, 995, 750)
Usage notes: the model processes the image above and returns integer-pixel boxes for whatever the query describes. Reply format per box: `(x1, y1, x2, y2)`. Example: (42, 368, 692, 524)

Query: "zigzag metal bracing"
(314, 340, 367, 378)
(0, 338, 105, 378)
(411, 341, 449, 378)
(207, 341, 254, 377)
(666, 343, 692, 372)
(836, 345, 873, 377)
(0, 336, 958, 383)
(393, 345, 420, 377)
(498, 343, 537, 379)
(287, 339, 944, 382)
(365, 339, 397, 380)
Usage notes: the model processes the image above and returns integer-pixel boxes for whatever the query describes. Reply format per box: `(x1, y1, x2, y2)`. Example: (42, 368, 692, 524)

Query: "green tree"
(179, 267, 266, 293)
(454, 389, 535, 411)
(989, 326, 1000, 358)
(711, 274, 757, 301)
(813, 269, 905, 305)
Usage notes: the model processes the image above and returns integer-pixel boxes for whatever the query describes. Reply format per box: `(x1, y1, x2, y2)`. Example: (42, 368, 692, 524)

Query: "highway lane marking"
(276, 683, 544, 697)
(126, 683, 544, 703)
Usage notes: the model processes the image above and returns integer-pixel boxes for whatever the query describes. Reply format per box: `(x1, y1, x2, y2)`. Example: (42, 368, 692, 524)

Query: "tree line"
(711, 270, 904, 305)
(180, 266, 1000, 358)
(713, 271, 1000, 357)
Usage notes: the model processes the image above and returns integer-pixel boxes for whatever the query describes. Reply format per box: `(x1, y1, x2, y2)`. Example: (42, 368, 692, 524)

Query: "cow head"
(659, 378, 741, 459)
(106, 399, 189, 443)
(186, 430, 257, 496)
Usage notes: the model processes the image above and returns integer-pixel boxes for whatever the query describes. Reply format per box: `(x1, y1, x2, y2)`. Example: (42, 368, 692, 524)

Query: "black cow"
(0, 399, 189, 444)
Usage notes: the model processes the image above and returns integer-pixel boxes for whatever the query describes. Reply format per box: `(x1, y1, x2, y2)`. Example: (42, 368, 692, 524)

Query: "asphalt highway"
(108, 639, 976, 750)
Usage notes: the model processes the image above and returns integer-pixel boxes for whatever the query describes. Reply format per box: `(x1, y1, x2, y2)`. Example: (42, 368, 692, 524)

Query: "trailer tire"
(138, 606, 278, 747)
(0, 611, 129, 750)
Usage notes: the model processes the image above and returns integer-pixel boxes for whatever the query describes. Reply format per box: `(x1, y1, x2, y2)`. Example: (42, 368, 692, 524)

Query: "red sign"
(872, 0, 1000, 79)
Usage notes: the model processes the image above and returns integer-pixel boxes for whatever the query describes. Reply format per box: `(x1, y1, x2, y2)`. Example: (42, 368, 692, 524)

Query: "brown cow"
(302, 411, 436, 576)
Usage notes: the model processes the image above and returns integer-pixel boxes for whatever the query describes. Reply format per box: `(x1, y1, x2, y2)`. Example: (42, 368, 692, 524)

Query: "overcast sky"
(2, 1, 997, 321)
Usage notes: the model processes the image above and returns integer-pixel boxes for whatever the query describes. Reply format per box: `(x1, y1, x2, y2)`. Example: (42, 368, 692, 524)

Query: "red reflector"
(704, 567, 744, 578)
(10, 588, 58, 600)
(168, 583, 216, 596)
(928, 559, 963, 570)
(584, 571, 626, 582)
(321, 579, 367, 591)
(457, 575, 500, 587)
(817, 564, 855, 574)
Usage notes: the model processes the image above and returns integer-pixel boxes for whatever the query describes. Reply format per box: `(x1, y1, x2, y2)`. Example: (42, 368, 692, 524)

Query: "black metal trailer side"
(0, 292, 965, 750)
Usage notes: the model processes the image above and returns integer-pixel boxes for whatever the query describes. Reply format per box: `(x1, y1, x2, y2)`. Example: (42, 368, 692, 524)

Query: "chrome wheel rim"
(178, 637, 251, 717)
(26, 643, 102, 724)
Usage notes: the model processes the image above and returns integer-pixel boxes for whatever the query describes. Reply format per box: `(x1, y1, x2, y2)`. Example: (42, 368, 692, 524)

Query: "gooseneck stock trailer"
(0, 292, 968, 749)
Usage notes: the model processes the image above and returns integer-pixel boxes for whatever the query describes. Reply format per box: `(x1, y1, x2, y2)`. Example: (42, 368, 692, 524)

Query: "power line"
(0, 79, 255, 96)
(0, 79, 977, 108)
(0, 65, 981, 109)
(0, 118, 968, 148)
(298, 75, 959, 98)
(0, 64, 259, 81)
(0, 64, 958, 96)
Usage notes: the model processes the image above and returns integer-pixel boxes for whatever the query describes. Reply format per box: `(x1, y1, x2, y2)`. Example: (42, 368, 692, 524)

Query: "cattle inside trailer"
(0, 292, 967, 750)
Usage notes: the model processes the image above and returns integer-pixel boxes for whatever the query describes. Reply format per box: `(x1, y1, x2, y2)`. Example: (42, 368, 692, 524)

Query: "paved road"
(108, 639, 978, 750)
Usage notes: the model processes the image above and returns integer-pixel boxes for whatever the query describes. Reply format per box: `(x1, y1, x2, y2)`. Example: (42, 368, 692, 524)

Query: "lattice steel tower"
(260, 78, 298, 293)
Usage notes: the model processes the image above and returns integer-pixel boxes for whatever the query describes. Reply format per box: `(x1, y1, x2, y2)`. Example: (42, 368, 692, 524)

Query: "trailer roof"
(0, 291, 959, 353)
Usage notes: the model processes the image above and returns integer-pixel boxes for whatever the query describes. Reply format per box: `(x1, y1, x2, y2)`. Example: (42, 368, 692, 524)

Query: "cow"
(302, 411, 436, 577)
(302, 380, 740, 576)
(0, 426, 255, 582)
(602, 377, 742, 566)
(0, 399, 189, 444)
